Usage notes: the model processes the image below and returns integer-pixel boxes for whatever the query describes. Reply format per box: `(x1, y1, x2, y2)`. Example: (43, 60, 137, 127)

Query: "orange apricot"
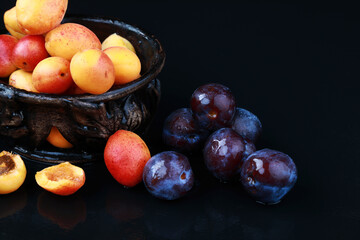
(70, 49, 115, 94)
(9, 70, 38, 93)
(35, 162, 85, 196)
(102, 33, 136, 53)
(104, 130, 151, 188)
(0, 151, 27, 195)
(47, 127, 73, 149)
(3, 7, 26, 39)
(103, 47, 141, 85)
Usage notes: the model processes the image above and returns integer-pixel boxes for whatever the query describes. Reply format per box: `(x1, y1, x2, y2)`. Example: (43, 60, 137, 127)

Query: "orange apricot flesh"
(0, 151, 27, 194)
(35, 162, 85, 196)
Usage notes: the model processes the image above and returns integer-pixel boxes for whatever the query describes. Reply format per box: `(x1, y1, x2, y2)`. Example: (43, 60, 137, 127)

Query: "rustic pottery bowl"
(0, 15, 165, 164)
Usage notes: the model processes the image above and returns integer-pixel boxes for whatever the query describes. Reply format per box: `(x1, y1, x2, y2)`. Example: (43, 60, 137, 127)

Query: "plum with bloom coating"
(231, 108, 262, 143)
(143, 151, 194, 200)
(191, 83, 236, 131)
(163, 108, 209, 152)
(240, 149, 297, 204)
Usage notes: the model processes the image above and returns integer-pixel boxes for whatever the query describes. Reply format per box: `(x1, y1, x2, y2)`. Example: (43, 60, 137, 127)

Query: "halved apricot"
(0, 151, 27, 194)
(35, 162, 85, 196)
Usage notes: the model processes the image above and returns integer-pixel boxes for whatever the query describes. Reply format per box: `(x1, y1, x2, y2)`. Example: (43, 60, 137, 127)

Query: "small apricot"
(0, 34, 18, 78)
(70, 49, 115, 94)
(102, 33, 136, 53)
(9, 70, 38, 93)
(0, 151, 27, 195)
(32, 57, 73, 94)
(47, 127, 73, 149)
(35, 162, 85, 196)
(103, 47, 141, 85)
(104, 130, 151, 188)
(3, 7, 26, 39)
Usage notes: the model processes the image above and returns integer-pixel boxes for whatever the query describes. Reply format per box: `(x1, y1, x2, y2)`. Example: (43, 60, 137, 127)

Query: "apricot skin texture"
(0, 151, 27, 195)
(104, 130, 151, 188)
(46, 126, 73, 149)
(104, 47, 141, 85)
(3, 7, 26, 39)
(70, 49, 115, 94)
(0, 34, 18, 78)
(45, 23, 101, 61)
(35, 162, 85, 196)
(102, 33, 136, 53)
(16, 0, 68, 35)
(9, 69, 38, 93)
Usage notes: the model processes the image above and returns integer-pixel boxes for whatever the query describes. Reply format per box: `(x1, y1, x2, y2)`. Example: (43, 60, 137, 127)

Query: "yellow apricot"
(0, 151, 27, 195)
(45, 23, 102, 61)
(3, 7, 26, 39)
(9, 70, 38, 93)
(102, 33, 136, 53)
(16, 0, 68, 35)
(70, 49, 115, 94)
(47, 127, 73, 149)
(103, 47, 141, 85)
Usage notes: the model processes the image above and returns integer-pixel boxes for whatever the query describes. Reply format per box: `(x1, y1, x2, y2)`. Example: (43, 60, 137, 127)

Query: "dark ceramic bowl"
(0, 15, 165, 164)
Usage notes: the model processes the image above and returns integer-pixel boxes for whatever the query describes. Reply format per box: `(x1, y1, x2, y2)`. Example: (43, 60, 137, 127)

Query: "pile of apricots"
(0, 1, 146, 196)
(0, 0, 142, 148)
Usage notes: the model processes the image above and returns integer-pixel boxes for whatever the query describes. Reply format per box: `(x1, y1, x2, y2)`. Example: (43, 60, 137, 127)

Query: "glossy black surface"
(1, 1, 359, 239)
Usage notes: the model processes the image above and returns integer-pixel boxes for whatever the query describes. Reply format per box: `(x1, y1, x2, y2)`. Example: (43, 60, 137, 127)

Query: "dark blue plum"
(163, 108, 209, 152)
(231, 108, 262, 143)
(203, 128, 247, 182)
(143, 151, 194, 200)
(240, 149, 297, 204)
(191, 83, 236, 131)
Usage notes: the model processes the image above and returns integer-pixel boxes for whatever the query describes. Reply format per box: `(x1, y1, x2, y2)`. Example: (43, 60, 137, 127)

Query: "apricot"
(46, 126, 73, 149)
(9, 70, 38, 93)
(45, 23, 102, 61)
(16, 0, 68, 35)
(103, 47, 141, 85)
(70, 49, 115, 94)
(32, 57, 73, 94)
(12, 35, 49, 72)
(3, 7, 26, 39)
(102, 33, 136, 53)
(35, 162, 85, 196)
(104, 130, 151, 188)
(0, 151, 27, 195)
(0, 34, 18, 78)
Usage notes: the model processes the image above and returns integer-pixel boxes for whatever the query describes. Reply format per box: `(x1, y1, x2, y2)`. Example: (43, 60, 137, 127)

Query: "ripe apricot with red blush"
(35, 162, 85, 196)
(104, 130, 151, 188)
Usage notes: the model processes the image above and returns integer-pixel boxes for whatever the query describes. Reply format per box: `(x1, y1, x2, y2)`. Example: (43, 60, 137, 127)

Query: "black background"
(1, 0, 359, 239)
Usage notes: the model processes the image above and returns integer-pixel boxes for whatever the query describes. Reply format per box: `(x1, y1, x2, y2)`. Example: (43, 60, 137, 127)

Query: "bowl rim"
(0, 14, 165, 103)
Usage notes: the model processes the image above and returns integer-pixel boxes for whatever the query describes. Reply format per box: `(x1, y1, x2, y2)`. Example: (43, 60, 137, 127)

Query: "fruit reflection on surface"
(143, 151, 194, 200)
(37, 191, 86, 230)
(35, 162, 85, 196)
(11, 35, 49, 72)
(203, 128, 249, 182)
(191, 83, 236, 131)
(240, 149, 297, 204)
(231, 107, 262, 143)
(104, 130, 151, 188)
(0, 151, 27, 195)
(46, 126, 73, 149)
(0, 34, 18, 77)
(163, 108, 209, 153)
(0, 188, 27, 219)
